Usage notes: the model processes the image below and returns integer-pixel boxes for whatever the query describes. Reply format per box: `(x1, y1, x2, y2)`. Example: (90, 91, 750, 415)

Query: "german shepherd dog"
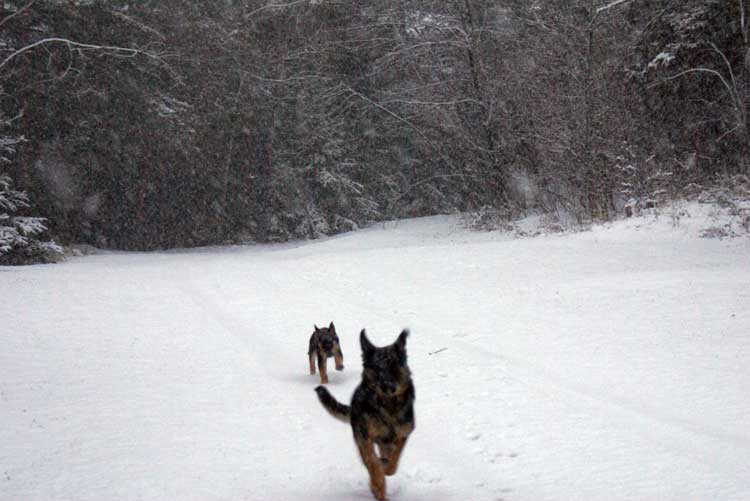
(315, 329, 415, 500)
(309, 322, 344, 384)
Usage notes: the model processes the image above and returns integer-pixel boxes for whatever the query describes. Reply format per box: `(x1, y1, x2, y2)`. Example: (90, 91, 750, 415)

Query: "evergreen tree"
(0, 109, 62, 264)
(0, 173, 63, 265)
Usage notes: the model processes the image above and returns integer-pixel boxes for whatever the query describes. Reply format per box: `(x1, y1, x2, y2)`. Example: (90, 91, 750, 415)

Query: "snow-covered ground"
(2, 203, 749, 500)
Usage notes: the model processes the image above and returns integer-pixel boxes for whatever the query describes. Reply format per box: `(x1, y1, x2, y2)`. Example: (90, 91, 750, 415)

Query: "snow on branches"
(0, 176, 63, 264)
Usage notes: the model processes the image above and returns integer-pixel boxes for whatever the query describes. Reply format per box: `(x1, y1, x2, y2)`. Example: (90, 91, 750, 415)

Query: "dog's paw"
(335, 364, 344, 371)
(370, 482, 386, 501)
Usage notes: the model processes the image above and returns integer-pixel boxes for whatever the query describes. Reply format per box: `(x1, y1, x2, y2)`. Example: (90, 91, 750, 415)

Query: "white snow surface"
(2, 204, 750, 500)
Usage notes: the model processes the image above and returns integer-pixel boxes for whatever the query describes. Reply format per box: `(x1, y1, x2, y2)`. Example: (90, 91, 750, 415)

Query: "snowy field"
(2, 204, 750, 501)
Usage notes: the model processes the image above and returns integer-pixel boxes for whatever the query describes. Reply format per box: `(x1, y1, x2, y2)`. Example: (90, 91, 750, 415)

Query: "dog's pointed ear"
(329, 321, 336, 333)
(360, 329, 375, 355)
(396, 329, 409, 350)
(314, 324, 320, 332)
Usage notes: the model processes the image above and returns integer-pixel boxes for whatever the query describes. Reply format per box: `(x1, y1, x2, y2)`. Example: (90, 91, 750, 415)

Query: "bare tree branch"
(0, 37, 170, 72)
(246, 73, 329, 83)
(588, 0, 635, 30)
(245, 0, 308, 19)
(596, 0, 634, 15)
(110, 10, 166, 41)
(380, 98, 482, 107)
(0, 0, 36, 29)
(390, 174, 475, 207)
(341, 83, 430, 141)
(708, 41, 744, 125)
(648, 66, 743, 128)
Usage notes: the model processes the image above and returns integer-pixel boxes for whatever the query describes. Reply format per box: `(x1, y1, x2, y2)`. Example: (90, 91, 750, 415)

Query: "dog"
(315, 329, 415, 500)
(308, 322, 344, 384)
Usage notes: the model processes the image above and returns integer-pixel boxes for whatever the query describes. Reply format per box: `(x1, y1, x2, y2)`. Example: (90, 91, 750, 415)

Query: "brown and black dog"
(315, 329, 415, 500)
(308, 322, 344, 384)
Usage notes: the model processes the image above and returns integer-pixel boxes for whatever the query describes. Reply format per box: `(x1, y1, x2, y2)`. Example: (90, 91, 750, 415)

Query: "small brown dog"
(308, 322, 344, 384)
(315, 329, 415, 500)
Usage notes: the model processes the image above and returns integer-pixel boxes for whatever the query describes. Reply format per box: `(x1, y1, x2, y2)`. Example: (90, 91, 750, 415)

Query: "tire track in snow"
(172, 263, 356, 499)
(174, 280, 277, 366)
(452, 336, 750, 460)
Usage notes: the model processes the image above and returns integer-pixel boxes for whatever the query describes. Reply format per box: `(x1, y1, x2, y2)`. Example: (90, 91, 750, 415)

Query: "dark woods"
(1, 0, 748, 257)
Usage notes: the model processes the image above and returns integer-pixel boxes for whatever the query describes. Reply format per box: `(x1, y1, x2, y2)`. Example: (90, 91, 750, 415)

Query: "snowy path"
(2, 209, 750, 500)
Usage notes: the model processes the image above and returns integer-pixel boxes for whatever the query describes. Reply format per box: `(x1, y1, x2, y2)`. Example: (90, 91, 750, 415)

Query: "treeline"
(0, 0, 748, 254)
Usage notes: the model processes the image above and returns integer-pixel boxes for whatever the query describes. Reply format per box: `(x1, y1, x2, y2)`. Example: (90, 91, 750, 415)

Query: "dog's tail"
(315, 386, 350, 423)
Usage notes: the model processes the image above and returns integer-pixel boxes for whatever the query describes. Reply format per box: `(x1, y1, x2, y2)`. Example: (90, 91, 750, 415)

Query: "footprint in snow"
(406, 465, 442, 485)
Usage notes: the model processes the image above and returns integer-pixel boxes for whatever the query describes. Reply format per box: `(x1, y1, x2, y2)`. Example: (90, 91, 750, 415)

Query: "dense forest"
(1, 0, 748, 262)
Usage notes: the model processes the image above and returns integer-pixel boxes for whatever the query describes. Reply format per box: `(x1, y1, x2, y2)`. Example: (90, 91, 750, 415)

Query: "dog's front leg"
(317, 351, 329, 384)
(334, 345, 344, 371)
(382, 435, 409, 476)
(309, 351, 317, 375)
(356, 437, 386, 500)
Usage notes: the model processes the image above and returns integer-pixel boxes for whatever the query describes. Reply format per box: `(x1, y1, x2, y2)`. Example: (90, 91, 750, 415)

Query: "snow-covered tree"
(0, 125, 62, 265)
(0, 173, 63, 264)
(632, 0, 750, 175)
